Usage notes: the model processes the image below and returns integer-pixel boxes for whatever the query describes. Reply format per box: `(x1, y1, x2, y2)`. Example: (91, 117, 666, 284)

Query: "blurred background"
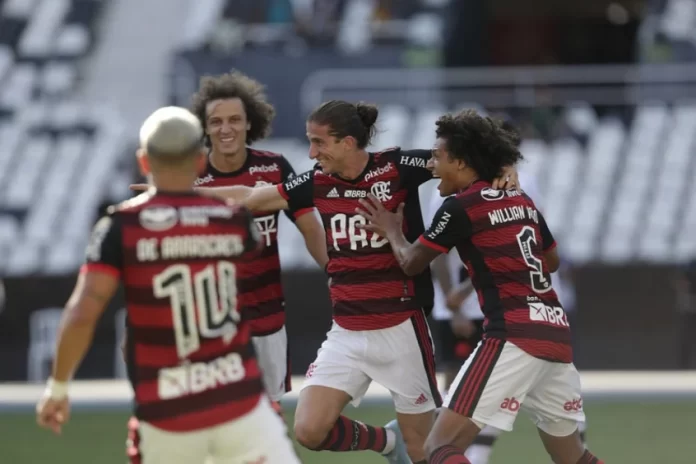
(1, 0, 696, 462)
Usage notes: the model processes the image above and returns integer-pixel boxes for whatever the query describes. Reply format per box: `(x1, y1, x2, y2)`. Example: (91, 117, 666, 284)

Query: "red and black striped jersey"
(277, 147, 435, 331)
(196, 148, 311, 335)
(81, 190, 264, 432)
(419, 181, 572, 363)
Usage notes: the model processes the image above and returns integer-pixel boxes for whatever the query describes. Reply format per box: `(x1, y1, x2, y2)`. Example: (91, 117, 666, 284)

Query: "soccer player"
(36, 107, 300, 464)
(355, 109, 604, 464)
(189, 71, 328, 410)
(169, 100, 519, 463)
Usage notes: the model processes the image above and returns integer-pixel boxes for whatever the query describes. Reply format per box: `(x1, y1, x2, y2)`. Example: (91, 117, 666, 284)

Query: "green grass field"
(3, 400, 694, 463)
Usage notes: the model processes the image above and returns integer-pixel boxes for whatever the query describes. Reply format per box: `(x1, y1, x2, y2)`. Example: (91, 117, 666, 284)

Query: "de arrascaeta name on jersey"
(135, 205, 249, 262)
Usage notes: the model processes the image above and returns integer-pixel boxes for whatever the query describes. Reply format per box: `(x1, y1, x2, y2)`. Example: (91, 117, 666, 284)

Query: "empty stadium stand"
(0, 0, 130, 276)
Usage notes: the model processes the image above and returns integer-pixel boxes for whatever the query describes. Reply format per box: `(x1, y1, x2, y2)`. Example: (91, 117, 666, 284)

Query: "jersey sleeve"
(395, 149, 433, 188)
(277, 169, 315, 212)
(277, 156, 312, 221)
(418, 197, 471, 254)
(539, 213, 556, 252)
(81, 213, 123, 278)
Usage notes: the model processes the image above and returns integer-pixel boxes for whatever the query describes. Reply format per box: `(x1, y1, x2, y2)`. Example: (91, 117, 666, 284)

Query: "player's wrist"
(44, 377, 69, 400)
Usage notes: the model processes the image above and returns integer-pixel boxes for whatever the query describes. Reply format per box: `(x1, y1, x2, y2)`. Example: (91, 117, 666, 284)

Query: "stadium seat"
(0, 0, 128, 275)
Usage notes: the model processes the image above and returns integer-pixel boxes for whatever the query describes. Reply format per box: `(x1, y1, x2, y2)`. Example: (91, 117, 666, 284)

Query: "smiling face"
(306, 121, 351, 174)
(205, 98, 251, 157)
(429, 137, 467, 196)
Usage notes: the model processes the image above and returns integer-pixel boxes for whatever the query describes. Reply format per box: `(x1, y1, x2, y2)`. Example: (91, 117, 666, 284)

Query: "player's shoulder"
(248, 147, 285, 160)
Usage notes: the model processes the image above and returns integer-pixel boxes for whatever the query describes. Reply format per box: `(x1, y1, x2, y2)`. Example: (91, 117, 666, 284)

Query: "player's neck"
(209, 148, 248, 173)
(337, 150, 370, 180)
(150, 172, 197, 193)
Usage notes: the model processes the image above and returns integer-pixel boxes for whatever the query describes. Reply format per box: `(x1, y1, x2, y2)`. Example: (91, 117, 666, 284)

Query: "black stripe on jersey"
(333, 297, 419, 315)
(329, 267, 411, 285)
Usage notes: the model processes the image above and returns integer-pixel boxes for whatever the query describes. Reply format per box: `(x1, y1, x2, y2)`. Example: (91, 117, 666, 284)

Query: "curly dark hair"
(190, 70, 275, 145)
(435, 109, 523, 182)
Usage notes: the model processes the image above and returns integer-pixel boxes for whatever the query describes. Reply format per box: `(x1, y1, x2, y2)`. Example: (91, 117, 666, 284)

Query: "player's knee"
(293, 418, 330, 450)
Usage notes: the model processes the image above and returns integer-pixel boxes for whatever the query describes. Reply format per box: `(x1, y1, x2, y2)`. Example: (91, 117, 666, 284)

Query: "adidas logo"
(415, 393, 428, 405)
(327, 187, 339, 198)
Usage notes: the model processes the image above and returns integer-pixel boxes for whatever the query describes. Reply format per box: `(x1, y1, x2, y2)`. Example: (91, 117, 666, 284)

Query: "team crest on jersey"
(139, 206, 178, 231)
(370, 181, 392, 202)
(481, 187, 505, 201)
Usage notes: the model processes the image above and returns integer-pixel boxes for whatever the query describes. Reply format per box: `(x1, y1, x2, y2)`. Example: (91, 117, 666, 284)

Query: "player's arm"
(203, 184, 289, 212)
(539, 212, 560, 272)
(278, 157, 329, 268)
(42, 215, 122, 404)
(357, 195, 466, 276)
(446, 278, 475, 312)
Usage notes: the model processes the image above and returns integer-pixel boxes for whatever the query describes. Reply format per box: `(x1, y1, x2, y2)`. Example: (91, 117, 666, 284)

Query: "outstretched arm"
(129, 183, 289, 212)
(355, 195, 442, 276)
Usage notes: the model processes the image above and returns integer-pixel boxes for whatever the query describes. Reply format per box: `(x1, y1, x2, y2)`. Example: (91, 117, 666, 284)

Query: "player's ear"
(136, 149, 151, 176)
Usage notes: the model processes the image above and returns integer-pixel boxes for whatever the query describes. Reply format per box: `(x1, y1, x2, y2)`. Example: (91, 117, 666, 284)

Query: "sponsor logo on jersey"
(364, 163, 393, 182)
(195, 174, 215, 186)
(249, 163, 279, 175)
(344, 189, 367, 198)
(399, 155, 427, 168)
(286, 171, 311, 190)
(327, 187, 339, 198)
(139, 206, 178, 232)
(426, 211, 451, 240)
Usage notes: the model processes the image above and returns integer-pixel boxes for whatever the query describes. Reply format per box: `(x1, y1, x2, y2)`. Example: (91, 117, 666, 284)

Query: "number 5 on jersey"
(330, 213, 388, 251)
(516, 226, 552, 293)
(154, 262, 240, 359)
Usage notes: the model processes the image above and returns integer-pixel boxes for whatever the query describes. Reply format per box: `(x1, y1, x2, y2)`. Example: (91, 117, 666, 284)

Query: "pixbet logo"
(364, 163, 393, 182)
(249, 163, 278, 175)
(563, 398, 583, 412)
(500, 397, 520, 412)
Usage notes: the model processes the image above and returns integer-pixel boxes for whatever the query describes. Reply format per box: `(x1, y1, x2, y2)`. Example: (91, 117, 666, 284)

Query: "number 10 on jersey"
(153, 262, 240, 359)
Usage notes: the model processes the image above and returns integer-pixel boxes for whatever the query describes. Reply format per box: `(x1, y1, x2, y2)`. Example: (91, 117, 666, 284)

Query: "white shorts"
(252, 326, 290, 401)
(303, 311, 441, 414)
(444, 339, 586, 437)
(129, 397, 300, 464)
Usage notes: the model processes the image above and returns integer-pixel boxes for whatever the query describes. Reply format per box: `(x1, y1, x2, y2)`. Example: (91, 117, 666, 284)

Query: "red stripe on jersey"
(294, 207, 314, 218)
(134, 335, 251, 367)
(544, 241, 557, 252)
(331, 281, 412, 302)
(418, 235, 449, 254)
(246, 311, 285, 336)
(236, 254, 281, 278)
(277, 184, 289, 200)
(329, 252, 395, 272)
(506, 337, 572, 363)
(146, 388, 262, 432)
(334, 311, 415, 331)
(80, 262, 120, 278)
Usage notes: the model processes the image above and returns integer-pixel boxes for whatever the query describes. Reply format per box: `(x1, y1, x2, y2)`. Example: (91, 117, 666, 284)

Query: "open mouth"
(220, 136, 235, 143)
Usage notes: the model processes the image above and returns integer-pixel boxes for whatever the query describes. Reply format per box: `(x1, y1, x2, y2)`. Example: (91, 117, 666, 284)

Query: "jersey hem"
(418, 235, 449, 254)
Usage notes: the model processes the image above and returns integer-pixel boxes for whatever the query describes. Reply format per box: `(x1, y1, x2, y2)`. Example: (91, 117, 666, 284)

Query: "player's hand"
(491, 165, 520, 191)
(355, 194, 404, 237)
(446, 289, 465, 312)
(450, 313, 476, 338)
(36, 396, 70, 435)
(129, 183, 149, 192)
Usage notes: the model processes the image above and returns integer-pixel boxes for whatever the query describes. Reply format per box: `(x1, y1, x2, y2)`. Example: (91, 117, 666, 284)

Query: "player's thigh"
(365, 312, 441, 415)
(300, 322, 372, 408)
(522, 361, 586, 437)
(251, 327, 289, 401)
(135, 420, 209, 464)
(444, 339, 545, 433)
(211, 397, 300, 464)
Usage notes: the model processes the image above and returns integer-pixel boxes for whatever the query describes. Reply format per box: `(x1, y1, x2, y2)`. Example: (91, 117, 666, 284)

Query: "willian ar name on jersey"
(488, 205, 539, 226)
